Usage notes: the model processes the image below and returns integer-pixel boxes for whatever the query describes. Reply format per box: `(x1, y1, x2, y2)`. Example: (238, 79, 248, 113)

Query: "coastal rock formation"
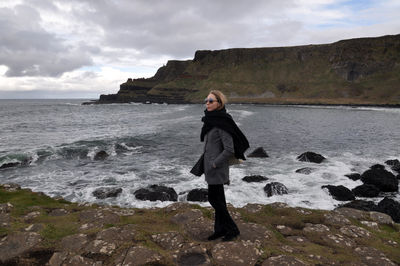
(247, 147, 269, 158)
(86, 34, 400, 106)
(92, 187, 122, 199)
(360, 165, 398, 192)
(352, 184, 380, 197)
(297, 152, 326, 164)
(242, 175, 269, 183)
(264, 182, 288, 197)
(134, 184, 178, 202)
(1, 184, 400, 265)
(187, 188, 208, 202)
(322, 185, 355, 201)
(345, 173, 361, 181)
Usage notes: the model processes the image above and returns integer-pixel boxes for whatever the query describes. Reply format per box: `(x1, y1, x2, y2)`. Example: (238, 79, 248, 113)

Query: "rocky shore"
(1, 181, 399, 265)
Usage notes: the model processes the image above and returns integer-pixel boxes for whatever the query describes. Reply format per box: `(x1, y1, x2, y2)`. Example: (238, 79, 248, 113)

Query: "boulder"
(94, 150, 109, 160)
(322, 185, 355, 201)
(242, 175, 268, 182)
(352, 184, 380, 197)
(297, 151, 326, 164)
(0, 232, 42, 262)
(187, 188, 208, 202)
(345, 173, 361, 181)
(134, 185, 178, 202)
(360, 166, 398, 192)
(247, 147, 269, 158)
(264, 182, 288, 197)
(92, 187, 122, 199)
(385, 159, 399, 167)
(340, 200, 378, 212)
(211, 241, 261, 266)
(295, 167, 316, 175)
(377, 197, 400, 223)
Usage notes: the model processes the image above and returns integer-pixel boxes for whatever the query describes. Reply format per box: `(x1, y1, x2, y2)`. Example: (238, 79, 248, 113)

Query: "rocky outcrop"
(92, 187, 122, 199)
(86, 34, 400, 105)
(134, 184, 178, 202)
(247, 147, 269, 158)
(187, 188, 208, 202)
(1, 184, 400, 265)
(297, 151, 326, 164)
(360, 165, 398, 192)
(242, 175, 269, 183)
(264, 182, 289, 197)
(322, 185, 355, 201)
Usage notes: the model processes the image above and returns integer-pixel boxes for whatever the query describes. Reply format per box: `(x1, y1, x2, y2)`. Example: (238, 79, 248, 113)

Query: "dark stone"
(92, 187, 123, 199)
(0, 162, 21, 169)
(341, 200, 378, 212)
(377, 197, 400, 223)
(134, 185, 178, 202)
(94, 151, 109, 161)
(345, 173, 361, 181)
(385, 159, 400, 167)
(392, 164, 400, 173)
(264, 182, 288, 197)
(247, 147, 269, 158)
(370, 164, 385, 170)
(242, 175, 268, 182)
(322, 185, 355, 201)
(360, 167, 398, 192)
(297, 152, 326, 164)
(352, 184, 380, 197)
(187, 188, 208, 202)
(295, 167, 316, 175)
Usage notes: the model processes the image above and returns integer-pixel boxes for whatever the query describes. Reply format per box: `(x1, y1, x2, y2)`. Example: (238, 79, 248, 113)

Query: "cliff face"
(97, 34, 400, 105)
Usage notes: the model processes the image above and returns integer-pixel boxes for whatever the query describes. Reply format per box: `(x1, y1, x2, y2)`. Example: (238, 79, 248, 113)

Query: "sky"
(0, 0, 399, 99)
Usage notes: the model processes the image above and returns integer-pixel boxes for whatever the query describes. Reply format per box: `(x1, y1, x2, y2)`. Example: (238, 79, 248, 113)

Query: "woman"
(198, 90, 249, 241)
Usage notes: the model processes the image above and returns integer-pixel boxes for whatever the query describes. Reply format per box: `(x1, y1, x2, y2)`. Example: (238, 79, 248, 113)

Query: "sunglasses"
(204, 98, 219, 104)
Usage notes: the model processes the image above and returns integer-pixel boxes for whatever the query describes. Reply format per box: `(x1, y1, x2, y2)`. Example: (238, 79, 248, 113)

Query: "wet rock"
(0, 162, 21, 169)
(295, 167, 316, 175)
(377, 197, 400, 223)
(262, 255, 307, 266)
(173, 243, 211, 266)
(297, 151, 326, 164)
(0, 203, 13, 213)
(134, 184, 178, 202)
(187, 188, 208, 202)
(60, 234, 89, 253)
(264, 182, 288, 197)
(115, 246, 163, 265)
(151, 231, 185, 250)
(360, 166, 398, 192)
(385, 159, 399, 167)
(322, 185, 355, 201)
(355, 247, 397, 266)
(247, 147, 269, 158)
(0, 232, 42, 262)
(211, 241, 262, 266)
(92, 187, 122, 199)
(352, 184, 380, 197)
(345, 173, 361, 181)
(340, 200, 378, 212)
(94, 150, 109, 160)
(242, 175, 268, 182)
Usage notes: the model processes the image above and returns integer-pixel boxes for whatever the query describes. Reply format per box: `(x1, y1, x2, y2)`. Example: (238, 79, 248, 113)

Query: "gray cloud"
(0, 4, 93, 77)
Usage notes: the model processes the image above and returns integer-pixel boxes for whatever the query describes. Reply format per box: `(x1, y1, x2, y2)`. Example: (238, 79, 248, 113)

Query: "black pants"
(208, 184, 239, 235)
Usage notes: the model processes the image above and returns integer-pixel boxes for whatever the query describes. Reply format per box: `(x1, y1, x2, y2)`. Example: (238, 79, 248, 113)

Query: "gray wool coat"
(203, 127, 235, 185)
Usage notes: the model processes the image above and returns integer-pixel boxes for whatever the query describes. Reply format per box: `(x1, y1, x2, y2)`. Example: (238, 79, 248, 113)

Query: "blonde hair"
(209, 90, 227, 110)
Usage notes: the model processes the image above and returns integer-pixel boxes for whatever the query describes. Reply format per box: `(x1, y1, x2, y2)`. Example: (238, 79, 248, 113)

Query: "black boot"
(207, 231, 226, 240)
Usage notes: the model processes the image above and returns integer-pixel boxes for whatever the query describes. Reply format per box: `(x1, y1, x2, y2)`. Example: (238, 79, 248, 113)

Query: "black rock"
(295, 167, 316, 175)
(134, 185, 178, 202)
(322, 185, 355, 201)
(360, 167, 398, 192)
(94, 151, 109, 161)
(187, 188, 208, 202)
(247, 147, 269, 158)
(92, 187, 122, 199)
(242, 175, 268, 182)
(340, 200, 378, 212)
(0, 162, 21, 169)
(352, 184, 380, 197)
(345, 173, 361, 181)
(392, 164, 400, 173)
(385, 159, 400, 167)
(297, 152, 326, 164)
(377, 197, 400, 223)
(370, 164, 385, 170)
(264, 182, 288, 197)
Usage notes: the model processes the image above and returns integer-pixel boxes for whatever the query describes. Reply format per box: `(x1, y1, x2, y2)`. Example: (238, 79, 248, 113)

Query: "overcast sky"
(0, 0, 399, 99)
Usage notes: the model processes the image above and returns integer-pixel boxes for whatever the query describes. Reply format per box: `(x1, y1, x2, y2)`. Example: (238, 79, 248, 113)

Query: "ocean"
(0, 99, 399, 209)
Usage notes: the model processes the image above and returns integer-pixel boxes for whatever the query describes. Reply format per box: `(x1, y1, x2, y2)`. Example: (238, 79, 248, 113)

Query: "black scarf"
(200, 107, 249, 160)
